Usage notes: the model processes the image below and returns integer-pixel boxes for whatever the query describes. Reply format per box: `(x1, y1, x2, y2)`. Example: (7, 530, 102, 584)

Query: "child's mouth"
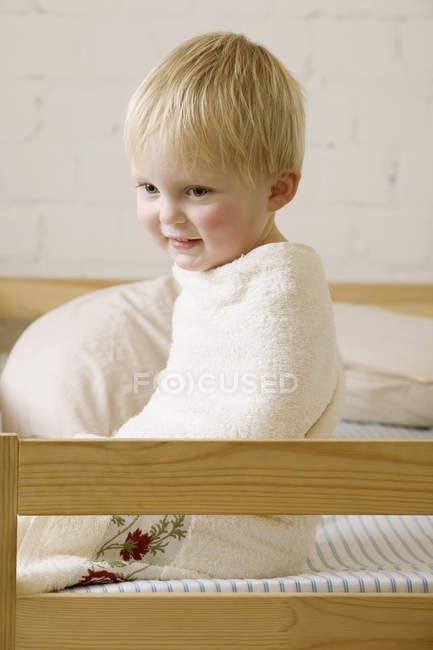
(170, 238, 202, 250)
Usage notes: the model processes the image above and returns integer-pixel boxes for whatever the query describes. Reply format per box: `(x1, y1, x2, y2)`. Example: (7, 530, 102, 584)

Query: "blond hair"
(124, 31, 306, 189)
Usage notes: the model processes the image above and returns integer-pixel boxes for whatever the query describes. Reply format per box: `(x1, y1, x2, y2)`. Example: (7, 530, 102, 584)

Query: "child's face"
(132, 151, 287, 272)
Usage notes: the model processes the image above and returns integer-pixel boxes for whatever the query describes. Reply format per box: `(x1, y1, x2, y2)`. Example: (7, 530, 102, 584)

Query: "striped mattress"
(65, 420, 433, 595)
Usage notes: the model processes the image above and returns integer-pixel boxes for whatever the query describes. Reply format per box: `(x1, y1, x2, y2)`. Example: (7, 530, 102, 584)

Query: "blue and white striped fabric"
(65, 421, 433, 595)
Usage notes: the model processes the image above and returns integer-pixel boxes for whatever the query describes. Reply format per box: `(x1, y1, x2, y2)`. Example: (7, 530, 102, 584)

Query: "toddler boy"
(113, 30, 345, 580)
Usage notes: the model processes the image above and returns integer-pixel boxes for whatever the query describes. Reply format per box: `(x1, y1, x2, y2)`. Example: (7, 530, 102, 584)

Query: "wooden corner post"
(0, 434, 18, 650)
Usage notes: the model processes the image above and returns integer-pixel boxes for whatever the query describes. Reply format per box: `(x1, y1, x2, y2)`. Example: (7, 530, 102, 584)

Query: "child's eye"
(141, 183, 157, 194)
(188, 187, 208, 198)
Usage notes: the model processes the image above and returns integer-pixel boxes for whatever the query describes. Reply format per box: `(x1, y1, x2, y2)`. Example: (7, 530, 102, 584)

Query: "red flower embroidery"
(70, 568, 121, 587)
(120, 528, 153, 561)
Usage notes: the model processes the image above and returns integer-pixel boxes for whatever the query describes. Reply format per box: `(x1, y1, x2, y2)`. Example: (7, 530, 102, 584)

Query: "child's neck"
(260, 224, 287, 246)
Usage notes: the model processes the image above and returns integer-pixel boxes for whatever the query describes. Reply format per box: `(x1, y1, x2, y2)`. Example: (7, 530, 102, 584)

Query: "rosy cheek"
(199, 206, 237, 236)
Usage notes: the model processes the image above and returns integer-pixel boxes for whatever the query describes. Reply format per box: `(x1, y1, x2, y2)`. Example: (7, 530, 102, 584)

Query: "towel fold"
(16, 241, 345, 591)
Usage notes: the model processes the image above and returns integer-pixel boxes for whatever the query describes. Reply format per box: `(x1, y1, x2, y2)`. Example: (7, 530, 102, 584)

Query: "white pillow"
(0, 274, 180, 438)
(333, 302, 433, 428)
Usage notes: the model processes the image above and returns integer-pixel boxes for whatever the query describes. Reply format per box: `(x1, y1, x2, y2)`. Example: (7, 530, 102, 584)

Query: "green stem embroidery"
(146, 514, 187, 556)
(95, 515, 140, 560)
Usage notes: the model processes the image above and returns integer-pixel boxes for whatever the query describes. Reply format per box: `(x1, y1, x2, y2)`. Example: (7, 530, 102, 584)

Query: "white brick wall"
(1, 0, 432, 281)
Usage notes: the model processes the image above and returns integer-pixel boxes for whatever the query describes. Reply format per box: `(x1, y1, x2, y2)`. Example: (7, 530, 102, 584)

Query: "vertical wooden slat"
(0, 434, 18, 650)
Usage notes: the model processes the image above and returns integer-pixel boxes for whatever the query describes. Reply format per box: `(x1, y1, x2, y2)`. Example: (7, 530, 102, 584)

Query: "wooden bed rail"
(10, 436, 433, 516)
(2, 433, 433, 650)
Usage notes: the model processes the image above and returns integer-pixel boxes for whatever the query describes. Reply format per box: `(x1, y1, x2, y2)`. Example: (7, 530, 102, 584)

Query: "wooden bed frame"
(1, 278, 433, 649)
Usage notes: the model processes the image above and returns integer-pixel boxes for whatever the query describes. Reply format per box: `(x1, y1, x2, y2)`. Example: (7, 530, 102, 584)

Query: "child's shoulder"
(265, 241, 328, 292)
(259, 240, 324, 271)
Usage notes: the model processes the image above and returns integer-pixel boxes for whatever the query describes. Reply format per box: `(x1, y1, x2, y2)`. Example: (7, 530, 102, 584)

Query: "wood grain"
(18, 438, 433, 515)
(16, 592, 433, 650)
(0, 434, 18, 650)
(329, 282, 433, 305)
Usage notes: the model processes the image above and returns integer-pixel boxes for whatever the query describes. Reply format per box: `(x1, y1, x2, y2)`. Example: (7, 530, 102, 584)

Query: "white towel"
(115, 241, 345, 579)
(16, 241, 345, 591)
(117, 241, 342, 440)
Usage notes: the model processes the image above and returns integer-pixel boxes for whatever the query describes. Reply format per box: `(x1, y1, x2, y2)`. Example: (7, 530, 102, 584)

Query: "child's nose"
(159, 199, 188, 225)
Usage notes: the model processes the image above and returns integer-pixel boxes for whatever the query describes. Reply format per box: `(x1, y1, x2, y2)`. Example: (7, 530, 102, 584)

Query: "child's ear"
(268, 171, 301, 211)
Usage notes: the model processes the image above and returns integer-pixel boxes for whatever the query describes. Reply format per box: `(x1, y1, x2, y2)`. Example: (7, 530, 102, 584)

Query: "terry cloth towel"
(16, 241, 345, 592)
(114, 241, 345, 580)
(116, 241, 343, 443)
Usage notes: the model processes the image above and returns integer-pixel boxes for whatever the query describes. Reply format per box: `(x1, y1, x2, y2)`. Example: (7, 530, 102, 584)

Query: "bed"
(1, 278, 433, 649)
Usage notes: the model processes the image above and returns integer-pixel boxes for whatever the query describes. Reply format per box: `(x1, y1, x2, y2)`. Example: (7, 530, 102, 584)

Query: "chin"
(170, 255, 196, 267)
